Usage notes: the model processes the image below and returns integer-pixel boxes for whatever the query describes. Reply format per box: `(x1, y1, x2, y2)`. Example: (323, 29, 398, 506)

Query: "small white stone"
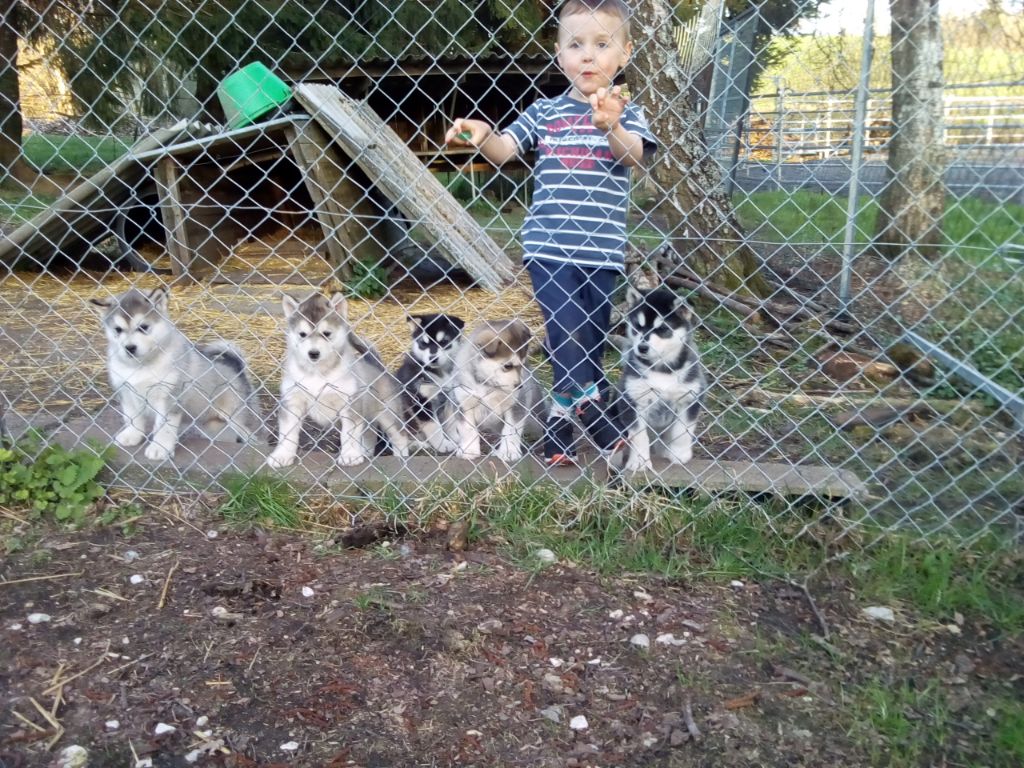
(105, 719, 120, 731)
(195, 715, 209, 727)
(630, 633, 650, 649)
(8, 623, 22, 631)
(549, 657, 564, 668)
(730, 580, 745, 589)
(586, 657, 601, 665)
(195, 729, 212, 739)
(206, 530, 218, 539)
(280, 741, 300, 752)
(301, 586, 315, 598)
(633, 590, 653, 603)
(73, 637, 82, 645)
(569, 715, 589, 731)
(862, 606, 896, 622)
(154, 722, 176, 735)
(57, 745, 88, 768)
(535, 548, 557, 564)
(608, 609, 624, 620)
(123, 550, 140, 562)
(27, 613, 52, 624)
(642, 734, 659, 747)
(122, 637, 130, 645)
(130, 574, 145, 585)
(135, 759, 153, 768)
(185, 750, 202, 764)
(655, 633, 686, 646)
(465, 729, 483, 737)
(540, 705, 562, 723)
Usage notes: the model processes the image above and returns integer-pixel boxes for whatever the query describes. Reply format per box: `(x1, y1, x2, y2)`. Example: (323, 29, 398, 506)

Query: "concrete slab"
(42, 405, 867, 501)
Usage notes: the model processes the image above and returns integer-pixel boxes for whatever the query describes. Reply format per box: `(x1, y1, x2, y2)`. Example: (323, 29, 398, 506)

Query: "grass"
(733, 189, 1024, 257)
(0, 190, 58, 228)
(23, 134, 131, 176)
(218, 472, 302, 529)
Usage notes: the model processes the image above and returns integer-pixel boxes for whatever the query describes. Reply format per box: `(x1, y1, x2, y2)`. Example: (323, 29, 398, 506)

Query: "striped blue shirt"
(504, 94, 657, 271)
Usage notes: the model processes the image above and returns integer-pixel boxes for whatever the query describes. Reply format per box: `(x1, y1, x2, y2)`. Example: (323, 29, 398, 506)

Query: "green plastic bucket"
(217, 62, 292, 129)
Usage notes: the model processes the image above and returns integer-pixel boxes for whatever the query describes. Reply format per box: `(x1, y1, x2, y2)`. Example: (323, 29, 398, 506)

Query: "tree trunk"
(874, 0, 945, 258)
(0, 3, 33, 187)
(630, 0, 769, 297)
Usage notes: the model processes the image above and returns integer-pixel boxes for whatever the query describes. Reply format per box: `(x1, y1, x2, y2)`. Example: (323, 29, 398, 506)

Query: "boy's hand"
(446, 119, 492, 147)
(589, 85, 630, 133)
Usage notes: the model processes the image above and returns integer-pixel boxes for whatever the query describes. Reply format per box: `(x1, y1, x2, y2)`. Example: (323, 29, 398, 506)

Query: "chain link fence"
(1, 0, 1021, 543)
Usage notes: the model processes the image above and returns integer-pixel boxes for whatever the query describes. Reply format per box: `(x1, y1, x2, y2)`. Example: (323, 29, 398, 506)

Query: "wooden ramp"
(294, 83, 516, 292)
(0, 124, 197, 269)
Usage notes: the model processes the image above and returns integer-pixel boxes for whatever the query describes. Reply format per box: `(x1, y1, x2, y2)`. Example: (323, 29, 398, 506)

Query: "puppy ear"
(147, 286, 169, 313)
(281, 294, 299, 318)
(626, 285, 643, 306)
(328, 291, 348, 320)
(508, 319, 532, 355)
(451, 315, 466, 333)
(406, 315, 421, 333)
(672, 294, 693, 321)
(89, 296, 112, 312)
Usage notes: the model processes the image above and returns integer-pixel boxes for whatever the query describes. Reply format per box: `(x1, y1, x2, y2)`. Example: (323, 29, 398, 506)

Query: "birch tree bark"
(874, 0, 946, 258)
(629, 0, 769, 296)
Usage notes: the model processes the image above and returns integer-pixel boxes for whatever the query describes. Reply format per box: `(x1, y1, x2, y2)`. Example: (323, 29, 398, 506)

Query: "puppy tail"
(198, 341, 260, 428)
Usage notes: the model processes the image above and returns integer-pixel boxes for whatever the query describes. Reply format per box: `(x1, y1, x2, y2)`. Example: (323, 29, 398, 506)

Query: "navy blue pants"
(527, 260, 618, 395)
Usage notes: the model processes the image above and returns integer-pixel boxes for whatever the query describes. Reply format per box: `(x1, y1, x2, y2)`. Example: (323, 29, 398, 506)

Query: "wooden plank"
(153, 156, 193, 281)
(285, 122, 389, 281)
(293, 83, 516, 292)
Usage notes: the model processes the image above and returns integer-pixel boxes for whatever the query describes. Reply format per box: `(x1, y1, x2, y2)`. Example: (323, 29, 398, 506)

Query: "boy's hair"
(558, 0, 632, 36)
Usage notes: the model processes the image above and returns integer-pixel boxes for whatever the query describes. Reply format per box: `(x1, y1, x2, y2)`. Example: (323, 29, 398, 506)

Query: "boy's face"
(556, 9, 632, 102)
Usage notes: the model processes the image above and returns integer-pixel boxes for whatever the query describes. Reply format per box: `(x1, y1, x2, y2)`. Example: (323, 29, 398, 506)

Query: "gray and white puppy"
(90, 286, 257, 461)
(616, 286, 705, 472)
(267, 292, 410, 468)
(452, 318, 543, 462)
(394, 313, 465, 454)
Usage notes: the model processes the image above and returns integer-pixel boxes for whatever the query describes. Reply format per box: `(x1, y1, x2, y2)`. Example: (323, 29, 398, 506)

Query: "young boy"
(446, 0, 656, 465)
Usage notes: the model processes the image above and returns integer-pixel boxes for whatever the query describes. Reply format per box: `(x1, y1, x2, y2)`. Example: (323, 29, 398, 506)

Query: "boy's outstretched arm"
(446, 118, 519, 167)
(590, 87, 646, 168)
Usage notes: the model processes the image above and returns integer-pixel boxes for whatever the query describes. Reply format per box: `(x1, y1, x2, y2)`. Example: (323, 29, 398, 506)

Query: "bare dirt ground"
(2, 502, 1019, 767)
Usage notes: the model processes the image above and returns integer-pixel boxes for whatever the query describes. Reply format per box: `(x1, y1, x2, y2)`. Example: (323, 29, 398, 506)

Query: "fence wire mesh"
(1, 0, 1022, 543)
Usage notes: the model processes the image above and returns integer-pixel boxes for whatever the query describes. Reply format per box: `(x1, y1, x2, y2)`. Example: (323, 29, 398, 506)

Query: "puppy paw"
(667, 448, 693, 465)
(266, 450, 296, 469)
(114, 427, 146, 449)
(143, 442, 174, 461)
(624, 457, 655, 473)
(337, 451, 368, 467)
(495, 444, 523, 463)
(456, 449, 482, 460)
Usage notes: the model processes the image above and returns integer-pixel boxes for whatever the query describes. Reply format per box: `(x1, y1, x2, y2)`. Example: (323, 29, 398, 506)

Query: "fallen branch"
(0, 571, 83, 587)
(157, 560, 180, 610)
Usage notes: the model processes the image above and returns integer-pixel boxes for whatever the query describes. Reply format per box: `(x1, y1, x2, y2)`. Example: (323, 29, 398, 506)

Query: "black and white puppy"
(616, 287, 705, 472)
(394, 313, 465, 453)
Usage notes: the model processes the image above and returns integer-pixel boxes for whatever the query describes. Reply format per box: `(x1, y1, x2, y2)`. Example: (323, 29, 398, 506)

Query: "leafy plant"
(0, 436, 109, 526)
(344, 256, 390, 300)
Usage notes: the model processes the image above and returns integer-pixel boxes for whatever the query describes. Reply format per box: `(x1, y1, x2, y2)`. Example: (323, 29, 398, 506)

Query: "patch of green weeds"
(853, 677, 952, 767)
(219, 473, 302, 529)
(0, 434, 109, 526)
(97, 501, 144, 536)
(344, 256, 389, 300)
(852, 534, 1024, 635)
